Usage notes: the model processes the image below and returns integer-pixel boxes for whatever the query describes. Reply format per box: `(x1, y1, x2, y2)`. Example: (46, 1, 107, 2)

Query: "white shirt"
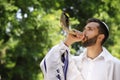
(40, 42, 120, 80)
(74, 49, 109, 80)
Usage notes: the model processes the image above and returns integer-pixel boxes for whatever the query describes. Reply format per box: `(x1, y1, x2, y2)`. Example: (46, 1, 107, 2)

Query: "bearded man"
(40, 18, 120, 80)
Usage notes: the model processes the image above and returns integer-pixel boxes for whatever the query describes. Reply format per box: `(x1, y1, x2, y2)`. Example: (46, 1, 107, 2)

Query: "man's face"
(82, 22, 100, 47)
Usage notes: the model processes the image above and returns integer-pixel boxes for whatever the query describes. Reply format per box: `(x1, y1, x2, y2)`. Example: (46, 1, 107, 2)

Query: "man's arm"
(40, 31, 84, 80)
(40, 42, 69, 80)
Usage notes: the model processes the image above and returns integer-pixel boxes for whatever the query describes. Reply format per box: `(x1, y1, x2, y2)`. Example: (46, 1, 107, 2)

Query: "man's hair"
(86, 18, 109, 45)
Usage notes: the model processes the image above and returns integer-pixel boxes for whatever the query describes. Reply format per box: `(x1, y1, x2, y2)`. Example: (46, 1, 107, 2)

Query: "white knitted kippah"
(102, 21, 109, 32)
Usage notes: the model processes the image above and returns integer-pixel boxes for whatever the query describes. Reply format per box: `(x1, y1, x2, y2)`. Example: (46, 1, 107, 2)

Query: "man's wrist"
(64, 40, 72, 47)
(64, 42, 69, 47)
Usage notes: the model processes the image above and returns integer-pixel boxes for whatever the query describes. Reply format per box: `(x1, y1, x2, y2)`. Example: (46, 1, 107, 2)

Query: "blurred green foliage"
(0, 0, 120, 80)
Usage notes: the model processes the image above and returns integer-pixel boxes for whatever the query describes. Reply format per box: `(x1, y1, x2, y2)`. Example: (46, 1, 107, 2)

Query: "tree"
(0, 0, 63, 80)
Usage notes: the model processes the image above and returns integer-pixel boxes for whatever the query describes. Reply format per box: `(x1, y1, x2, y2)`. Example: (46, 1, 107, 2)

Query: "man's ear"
(98, 34, 105, 41)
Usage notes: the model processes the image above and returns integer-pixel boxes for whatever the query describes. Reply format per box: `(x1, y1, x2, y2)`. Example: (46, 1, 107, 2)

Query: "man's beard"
(82, 35, 99, 47)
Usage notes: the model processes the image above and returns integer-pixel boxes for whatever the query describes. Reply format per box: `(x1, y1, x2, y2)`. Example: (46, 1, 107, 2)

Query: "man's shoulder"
(103, 47, 120, 63)
(112, 56, 120, 65)
(106, 53, 120, 66)
(109, 56, 120, 69)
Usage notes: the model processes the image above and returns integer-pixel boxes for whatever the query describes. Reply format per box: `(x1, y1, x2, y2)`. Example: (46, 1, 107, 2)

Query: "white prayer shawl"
(40, 42, 120, 80)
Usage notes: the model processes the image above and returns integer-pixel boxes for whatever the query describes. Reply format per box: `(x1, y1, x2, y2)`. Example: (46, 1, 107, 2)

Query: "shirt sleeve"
(40, 41, 70, 80)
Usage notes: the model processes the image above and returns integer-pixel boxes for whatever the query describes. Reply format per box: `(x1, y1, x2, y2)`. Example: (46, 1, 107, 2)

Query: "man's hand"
(64, 30, 84, 47)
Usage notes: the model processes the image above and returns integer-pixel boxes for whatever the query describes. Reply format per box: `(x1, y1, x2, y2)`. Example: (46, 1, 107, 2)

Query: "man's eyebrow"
(83, 26, 93, 29)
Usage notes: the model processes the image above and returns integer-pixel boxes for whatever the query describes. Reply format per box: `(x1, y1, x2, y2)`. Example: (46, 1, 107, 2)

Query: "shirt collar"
(81, 47, 111, 62)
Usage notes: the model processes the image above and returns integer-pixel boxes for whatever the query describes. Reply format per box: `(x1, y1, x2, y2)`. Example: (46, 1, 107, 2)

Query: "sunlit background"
(0, 0, 120, 80)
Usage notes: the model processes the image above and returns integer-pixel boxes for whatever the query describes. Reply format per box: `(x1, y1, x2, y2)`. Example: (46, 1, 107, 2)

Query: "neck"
(86, 44, 103, 59)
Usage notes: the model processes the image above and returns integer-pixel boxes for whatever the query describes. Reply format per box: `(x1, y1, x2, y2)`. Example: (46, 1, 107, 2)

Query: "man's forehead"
(85, 22, 99, 29)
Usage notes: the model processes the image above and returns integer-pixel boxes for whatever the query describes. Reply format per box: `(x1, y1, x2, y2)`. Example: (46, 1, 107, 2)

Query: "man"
(40, 18, 120, 80)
